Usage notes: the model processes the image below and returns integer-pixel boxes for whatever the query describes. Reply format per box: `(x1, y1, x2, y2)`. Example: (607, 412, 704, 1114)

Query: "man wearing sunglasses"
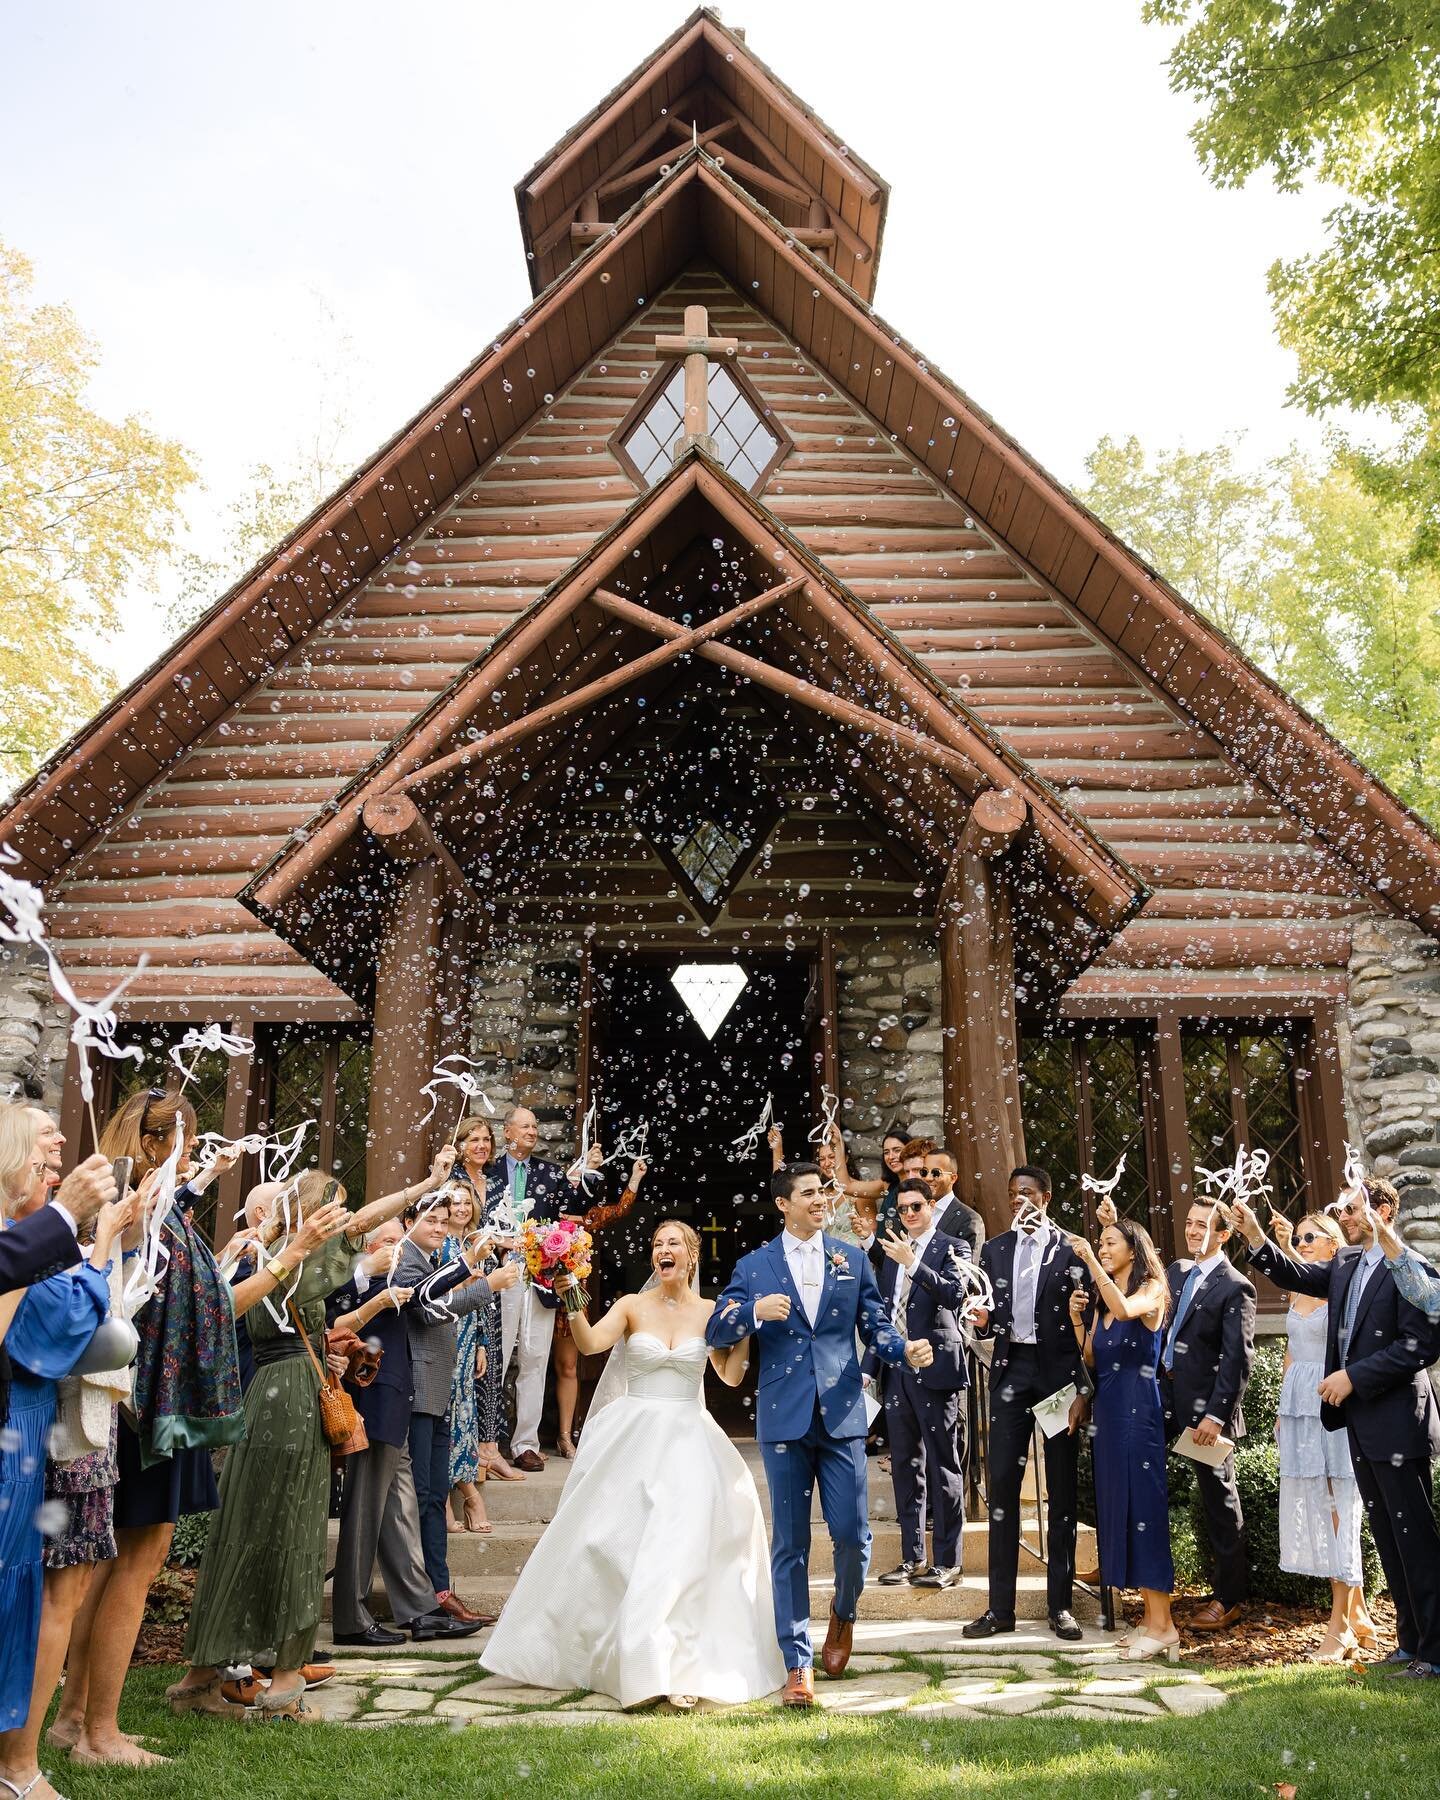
(921, 1146, 986, 1264)
(1233, 1178, 1440, 1677)
(863, 1179, 970, 1589)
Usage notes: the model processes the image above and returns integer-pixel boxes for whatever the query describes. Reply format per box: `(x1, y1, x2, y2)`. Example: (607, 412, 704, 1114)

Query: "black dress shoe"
(878, 1562, 928, 1586)
(412, 1609, 485, 1641)
(914, 1565, 962, 1590)
(961, 1609, 1015, 1639)
(1049, 1610, 1084, 1642)
(333, 1624, 405, 1647)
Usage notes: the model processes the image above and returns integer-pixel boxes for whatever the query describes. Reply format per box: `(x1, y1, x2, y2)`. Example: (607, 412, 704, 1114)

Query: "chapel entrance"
(592, 950, 814, 1296)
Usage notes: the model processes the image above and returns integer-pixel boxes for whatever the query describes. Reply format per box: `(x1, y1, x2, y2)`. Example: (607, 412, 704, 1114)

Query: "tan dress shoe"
(781, 1668, 815, 1708)
(1188, 1599, 1242, 1632)
(820, 1607, 854, 1677)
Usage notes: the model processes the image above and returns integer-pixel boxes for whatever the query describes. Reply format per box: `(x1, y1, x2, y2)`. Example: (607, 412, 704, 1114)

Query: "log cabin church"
(5, 10, 1440, 1307)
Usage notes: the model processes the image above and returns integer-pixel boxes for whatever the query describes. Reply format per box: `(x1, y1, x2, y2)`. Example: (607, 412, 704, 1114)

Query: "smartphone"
(321, 1179, 340, 1207)
(110, 1156, 134, 1202)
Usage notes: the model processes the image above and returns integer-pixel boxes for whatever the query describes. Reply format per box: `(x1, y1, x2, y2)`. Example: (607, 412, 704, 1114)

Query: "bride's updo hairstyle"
(652, 1219, 700, 1282)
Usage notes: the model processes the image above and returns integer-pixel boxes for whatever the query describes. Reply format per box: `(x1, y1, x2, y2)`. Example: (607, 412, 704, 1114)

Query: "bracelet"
(266, 1258, 291, 1283)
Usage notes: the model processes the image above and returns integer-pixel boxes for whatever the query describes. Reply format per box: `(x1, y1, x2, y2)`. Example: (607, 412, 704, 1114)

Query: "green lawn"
(41, 1660, 1440, 1800)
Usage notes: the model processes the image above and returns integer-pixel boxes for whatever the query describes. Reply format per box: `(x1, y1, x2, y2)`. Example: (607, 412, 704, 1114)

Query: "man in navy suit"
(864, 1178, 971, 1589)
(483, 1105, 571, 1471)
(0, 1150, 115, 1288)
(965, 1165, 1091, 1644)
(1159, 1200, 1256, 1630)
(1231, 1177, 1440, 1677)
(707, 1161, 935, 1708)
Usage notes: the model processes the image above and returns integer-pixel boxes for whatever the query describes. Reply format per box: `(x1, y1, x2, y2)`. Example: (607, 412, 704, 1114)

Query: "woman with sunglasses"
(1273, 1210, 1376, 1660)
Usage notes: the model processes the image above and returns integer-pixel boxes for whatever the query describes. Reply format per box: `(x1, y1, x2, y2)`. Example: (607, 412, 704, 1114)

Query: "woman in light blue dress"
(1273, 1211, 1374, 1660)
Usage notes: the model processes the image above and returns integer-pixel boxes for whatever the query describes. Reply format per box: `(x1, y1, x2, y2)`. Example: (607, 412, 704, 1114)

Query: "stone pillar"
(367, 859, 445, 1197)
(1346, 917, 1440, 1259)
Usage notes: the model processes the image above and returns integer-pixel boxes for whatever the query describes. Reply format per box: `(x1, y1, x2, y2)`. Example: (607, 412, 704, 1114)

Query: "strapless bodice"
(625, 1332, 708, 1401)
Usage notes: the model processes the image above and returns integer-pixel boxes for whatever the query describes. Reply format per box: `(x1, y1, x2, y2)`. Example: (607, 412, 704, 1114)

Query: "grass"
(39, 1657, 1440, 1800)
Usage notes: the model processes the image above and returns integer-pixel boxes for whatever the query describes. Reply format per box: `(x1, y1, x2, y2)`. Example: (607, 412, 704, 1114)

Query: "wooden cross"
(700, 1212, 728, 1265)
(654, 303, 739, 450)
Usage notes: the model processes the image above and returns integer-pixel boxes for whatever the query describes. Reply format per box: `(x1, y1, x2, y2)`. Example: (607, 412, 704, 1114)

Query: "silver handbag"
(70, 1314, 140, 1376)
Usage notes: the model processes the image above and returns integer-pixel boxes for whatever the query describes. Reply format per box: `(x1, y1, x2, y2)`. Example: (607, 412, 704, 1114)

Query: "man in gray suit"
(397, 1188, 519, 1624)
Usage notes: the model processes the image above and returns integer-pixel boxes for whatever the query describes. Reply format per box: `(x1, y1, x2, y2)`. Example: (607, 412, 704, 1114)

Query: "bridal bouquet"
(519, 1217, 594, 1315)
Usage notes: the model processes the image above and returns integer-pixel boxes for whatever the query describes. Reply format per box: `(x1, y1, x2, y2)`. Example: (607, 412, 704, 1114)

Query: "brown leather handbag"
(288, 1302, 364, 1451)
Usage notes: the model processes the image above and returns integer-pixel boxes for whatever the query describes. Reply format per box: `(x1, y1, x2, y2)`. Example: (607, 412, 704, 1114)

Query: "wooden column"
(212, 1009, 256, 1243)
(941, 852, 1025, 1235)
(1152, 1007, 1195, 1256)
(367, 858, 445, 1196)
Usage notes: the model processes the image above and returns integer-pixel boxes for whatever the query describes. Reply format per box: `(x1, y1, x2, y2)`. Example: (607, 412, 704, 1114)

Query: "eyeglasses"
(896, 1201, 927, 1215)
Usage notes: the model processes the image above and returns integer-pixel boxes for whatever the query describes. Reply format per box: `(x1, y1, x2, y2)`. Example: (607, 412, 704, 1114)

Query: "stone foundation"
(469, 937, 583, 1162)
(1346, 917, 1440, 1259)
(0, 945, 70, 1110)
(834, 927, 943, 1169)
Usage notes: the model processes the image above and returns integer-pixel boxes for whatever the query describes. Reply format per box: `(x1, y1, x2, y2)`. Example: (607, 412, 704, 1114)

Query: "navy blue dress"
(1092, 1311, 1174, 1592)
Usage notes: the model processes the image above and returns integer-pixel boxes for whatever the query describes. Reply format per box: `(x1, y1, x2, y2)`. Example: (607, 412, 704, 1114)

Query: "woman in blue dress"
(0, 1118, 120, 1799)
(1068, 1212, 1177, 1661)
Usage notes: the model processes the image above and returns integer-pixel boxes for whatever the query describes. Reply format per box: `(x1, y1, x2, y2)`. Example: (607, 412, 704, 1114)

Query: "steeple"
(514, 8, 888, 301)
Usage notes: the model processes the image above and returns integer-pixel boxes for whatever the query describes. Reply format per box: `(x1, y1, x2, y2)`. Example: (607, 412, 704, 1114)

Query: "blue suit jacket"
(707, 1233, 908, 1442)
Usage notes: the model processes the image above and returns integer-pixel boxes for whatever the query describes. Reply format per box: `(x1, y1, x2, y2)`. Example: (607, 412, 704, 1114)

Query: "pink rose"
(541, 1229, 568, 1261)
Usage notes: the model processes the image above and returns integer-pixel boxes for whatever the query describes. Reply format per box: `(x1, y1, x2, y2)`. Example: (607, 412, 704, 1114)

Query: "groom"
(708, 1161, 935, 1709)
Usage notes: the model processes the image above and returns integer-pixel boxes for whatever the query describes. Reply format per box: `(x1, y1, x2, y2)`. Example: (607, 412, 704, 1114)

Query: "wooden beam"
(366, 859, 444, 1196)
(360, 792, 471, 895)
(1151, 1007, 1194, 1255)
(596, 122, 731, 200)
(395, 577, 803, 797)
(589, 587, 983, 787)
(215, 1009, 255, 1237)
(959, 787, 1027, 860)
(941, 854, 1024, 1233)
(718, 114, 873, 263)
(701, 141, 811, 209)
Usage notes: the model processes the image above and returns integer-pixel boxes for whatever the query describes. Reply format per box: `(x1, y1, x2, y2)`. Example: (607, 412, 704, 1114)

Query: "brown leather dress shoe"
(1188, 1599, 1242, 1632)
(780, 1667, 815, 1708)
(439, 1592, 496, 1627)
(512, 1450, 546, 1473)
(820, 1607, 854, 1677)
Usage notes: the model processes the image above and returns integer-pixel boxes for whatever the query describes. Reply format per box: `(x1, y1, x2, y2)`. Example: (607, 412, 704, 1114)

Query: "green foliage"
(0, 240, 195, 784)
(1144, 1, 1440, 563)
(1078, 435, 1440, 824)
(168, 1510, 211, 1568)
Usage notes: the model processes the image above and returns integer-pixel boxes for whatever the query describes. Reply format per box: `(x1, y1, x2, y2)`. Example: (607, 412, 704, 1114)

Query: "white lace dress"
(1276, 1303, 1362, 1585)
(480, 1333, 785, 1706)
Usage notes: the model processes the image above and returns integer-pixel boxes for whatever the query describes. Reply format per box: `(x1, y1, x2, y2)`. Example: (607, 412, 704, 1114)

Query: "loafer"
(412, 1609, 486, 1641)
(878, 1561, 928, 1586)
(914, 1565, 962, 1590)
(332, 1624, 405, 1647)
(1400, 1660, 1439, 1678)
(1376, 1647, 1418, 1668)
(512, 1451, 545, 1473)
(221, 1674, 266, 1706)
(961, 1610, 1015, 1639)
(302, 1663, 336, 1688)
(1187, 1599, 1242, 1632)
(1049, 1610, 1084, 1642)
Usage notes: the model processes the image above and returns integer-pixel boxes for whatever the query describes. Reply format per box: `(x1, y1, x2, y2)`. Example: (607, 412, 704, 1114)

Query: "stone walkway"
(307, 1624, 1227, 1728)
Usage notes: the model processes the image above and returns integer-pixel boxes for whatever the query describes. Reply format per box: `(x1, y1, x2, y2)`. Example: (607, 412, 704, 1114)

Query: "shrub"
(168, 1510, 211, 1568)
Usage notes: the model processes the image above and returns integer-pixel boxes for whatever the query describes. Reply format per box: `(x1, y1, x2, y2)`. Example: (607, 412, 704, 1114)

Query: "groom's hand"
(903, 1340, 934, 1371)
(754, 1293, 792, 1323)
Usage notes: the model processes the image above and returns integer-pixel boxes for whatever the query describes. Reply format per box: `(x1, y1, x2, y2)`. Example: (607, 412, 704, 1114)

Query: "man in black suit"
(863, 1179, 971, 1589)
(964, 1164, 1090, 1643)
(484, 1105, 571, 1471)
(1159, 1200, 1256, 1631)
(1232, 1178, 1440, 1677)
(924, 1147, 986, 1262)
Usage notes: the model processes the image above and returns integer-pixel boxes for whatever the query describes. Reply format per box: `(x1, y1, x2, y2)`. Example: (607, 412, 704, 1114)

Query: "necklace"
(660, 1292, 681, 1308)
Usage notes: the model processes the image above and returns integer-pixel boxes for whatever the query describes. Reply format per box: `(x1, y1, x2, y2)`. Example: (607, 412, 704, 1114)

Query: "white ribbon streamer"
(730, 1094, 774, 1159)
(419, 1054, 496, 1127)
(168, 1022, 256, 1091)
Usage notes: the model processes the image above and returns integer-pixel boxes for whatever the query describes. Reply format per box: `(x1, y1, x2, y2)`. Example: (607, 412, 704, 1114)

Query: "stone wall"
(0, 945, 70, 1110)
(1346, 917, 1440, 1259)
(834, 927, 943, 1168)
(468, 937, 583, 1162)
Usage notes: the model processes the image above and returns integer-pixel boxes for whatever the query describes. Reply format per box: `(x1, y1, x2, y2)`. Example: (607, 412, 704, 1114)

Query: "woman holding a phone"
(166, 1148, 457, 1722)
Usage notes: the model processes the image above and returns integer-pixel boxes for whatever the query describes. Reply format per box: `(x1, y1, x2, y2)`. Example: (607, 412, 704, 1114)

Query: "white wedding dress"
(480, 1333, 785, 1706)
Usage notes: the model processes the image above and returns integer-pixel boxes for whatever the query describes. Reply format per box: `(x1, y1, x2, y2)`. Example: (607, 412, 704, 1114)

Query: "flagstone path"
(310, 1624, 1227, 1728)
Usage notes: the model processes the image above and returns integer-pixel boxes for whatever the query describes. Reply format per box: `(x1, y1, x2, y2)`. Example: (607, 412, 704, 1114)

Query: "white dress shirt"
(782, 1229, 826, 1327)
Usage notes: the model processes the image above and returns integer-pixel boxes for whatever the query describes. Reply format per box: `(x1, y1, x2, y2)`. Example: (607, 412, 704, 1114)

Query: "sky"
(4, 0, 1341, 687)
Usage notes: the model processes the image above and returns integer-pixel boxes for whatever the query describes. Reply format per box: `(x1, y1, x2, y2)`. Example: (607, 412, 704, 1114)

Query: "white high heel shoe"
(1125, 1633, 1180, 1664)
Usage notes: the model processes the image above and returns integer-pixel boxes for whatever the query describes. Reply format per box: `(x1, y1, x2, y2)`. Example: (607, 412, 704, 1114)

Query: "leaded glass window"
(618, 361, 782, 492)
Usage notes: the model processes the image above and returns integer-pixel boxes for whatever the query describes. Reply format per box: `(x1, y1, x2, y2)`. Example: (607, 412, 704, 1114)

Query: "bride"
(480, 1220, 785, 1709)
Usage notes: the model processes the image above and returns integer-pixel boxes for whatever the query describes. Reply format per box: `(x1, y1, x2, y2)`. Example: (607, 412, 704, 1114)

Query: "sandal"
(1352, 1619, 1379, 1654)
(463, 1491, 492, 1535)
(0, 1775, 51, 1800)
(485, 1453, 525, 1482)
(166, 1675, 248, 1719)
(255, 1680, 314, 1722)
(1310, 1627, 1357, 1664)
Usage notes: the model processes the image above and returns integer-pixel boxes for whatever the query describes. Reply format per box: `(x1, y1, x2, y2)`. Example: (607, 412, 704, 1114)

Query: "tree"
(1078, 435, 1440, 824)
(1146, 1, 1440, 561)
(0, 241, 196, 783)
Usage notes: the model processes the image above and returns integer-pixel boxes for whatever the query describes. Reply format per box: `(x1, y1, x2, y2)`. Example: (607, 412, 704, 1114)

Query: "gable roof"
(241, 448, 1144, 1003)
(5, 75, 1440, 954)
(515, 7, 888, 301)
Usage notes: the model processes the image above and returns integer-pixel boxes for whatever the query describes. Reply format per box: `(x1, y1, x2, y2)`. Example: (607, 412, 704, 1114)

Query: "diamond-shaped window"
(670, 962, 748, 1038)
(616, 361, 785, 493)
(673, 818, 747, 907)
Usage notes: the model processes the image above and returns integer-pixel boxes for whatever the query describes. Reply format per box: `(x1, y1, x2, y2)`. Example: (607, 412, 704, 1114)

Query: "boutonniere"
(828, 1248, 853, 1282)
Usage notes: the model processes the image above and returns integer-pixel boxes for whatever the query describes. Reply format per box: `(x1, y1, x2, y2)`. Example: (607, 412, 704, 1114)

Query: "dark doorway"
(593, 950, 814, 1299)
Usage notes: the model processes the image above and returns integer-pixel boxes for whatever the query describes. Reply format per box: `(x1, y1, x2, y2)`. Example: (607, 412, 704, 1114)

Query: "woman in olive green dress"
(168, 1148, 456, 1720)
